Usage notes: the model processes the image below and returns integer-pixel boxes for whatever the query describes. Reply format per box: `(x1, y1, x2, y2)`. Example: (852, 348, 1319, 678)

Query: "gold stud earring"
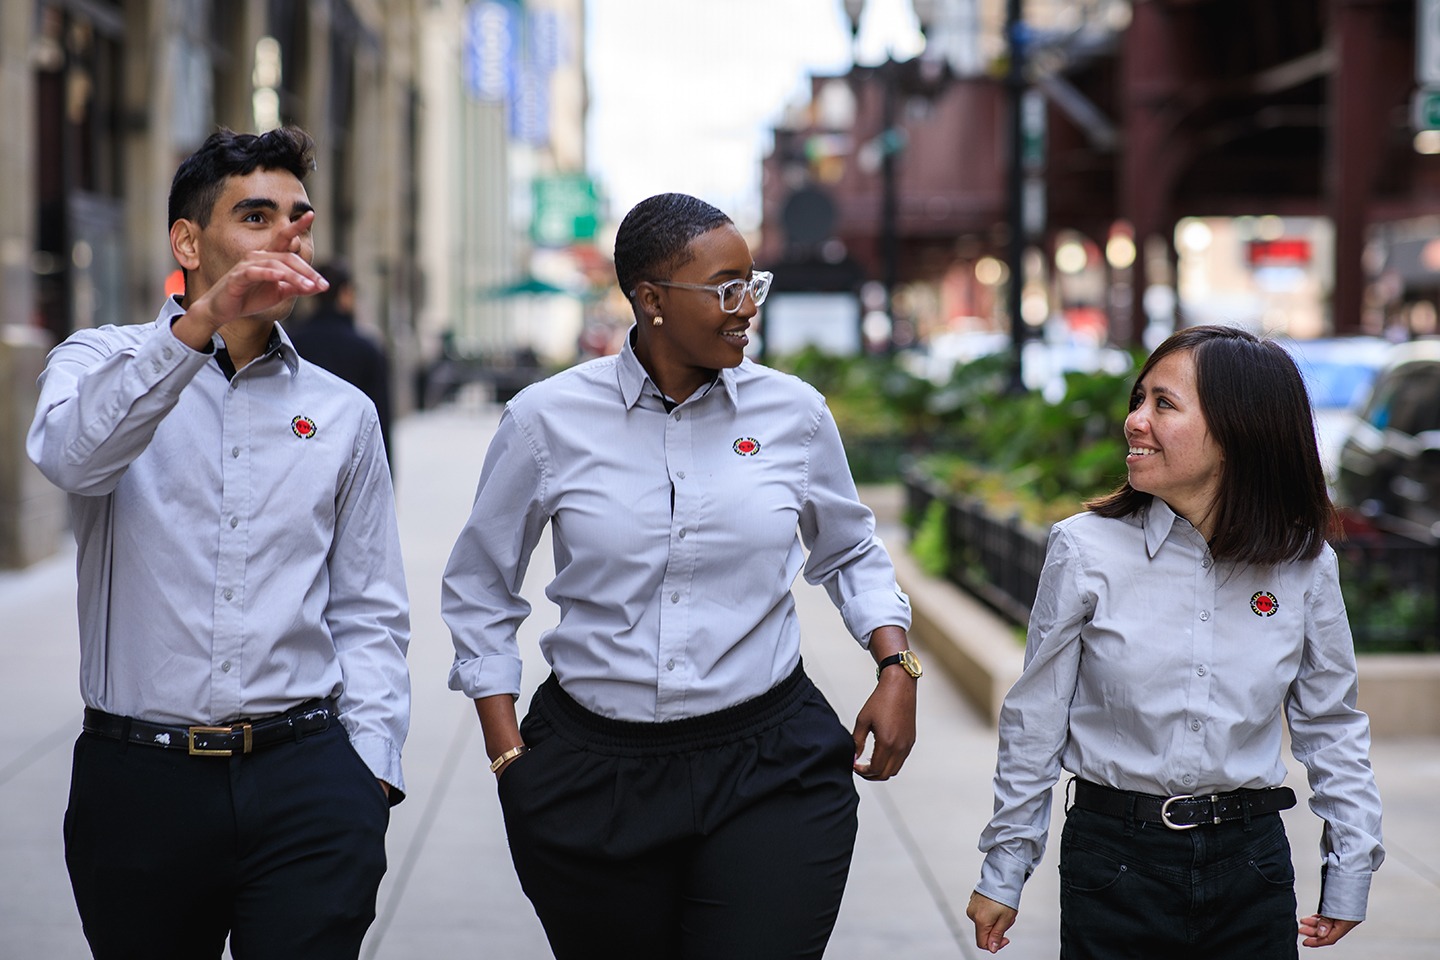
(652, 315, 664, 326)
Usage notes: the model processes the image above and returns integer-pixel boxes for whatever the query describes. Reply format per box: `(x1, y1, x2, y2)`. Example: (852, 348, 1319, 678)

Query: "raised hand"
(185, 210, 328, 333)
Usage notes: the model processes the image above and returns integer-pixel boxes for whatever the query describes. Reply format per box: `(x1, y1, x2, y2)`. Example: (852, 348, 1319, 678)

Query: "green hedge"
(776, 346, 1136, 503)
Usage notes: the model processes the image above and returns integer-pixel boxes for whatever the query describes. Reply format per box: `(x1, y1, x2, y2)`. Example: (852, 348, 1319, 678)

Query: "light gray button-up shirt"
(977, 499, 1383, 921)
(27, 297, 410, 795)
(442, 330, 910, 721)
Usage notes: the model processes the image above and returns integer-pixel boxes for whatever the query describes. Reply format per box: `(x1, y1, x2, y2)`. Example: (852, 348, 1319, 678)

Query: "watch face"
(899, 650, 923, 678)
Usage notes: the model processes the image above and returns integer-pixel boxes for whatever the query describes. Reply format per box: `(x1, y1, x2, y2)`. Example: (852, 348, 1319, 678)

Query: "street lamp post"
(1005, 0, 1027, 394)
(880, 66, 899, 349)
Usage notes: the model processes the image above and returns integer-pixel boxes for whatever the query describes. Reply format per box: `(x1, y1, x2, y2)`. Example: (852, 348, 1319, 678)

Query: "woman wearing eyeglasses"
(442, 192, 918, 959)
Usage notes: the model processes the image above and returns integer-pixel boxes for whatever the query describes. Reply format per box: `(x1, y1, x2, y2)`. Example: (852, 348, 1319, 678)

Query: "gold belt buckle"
(187, 723, 253, 757)
(1160, 793, 1199, 831)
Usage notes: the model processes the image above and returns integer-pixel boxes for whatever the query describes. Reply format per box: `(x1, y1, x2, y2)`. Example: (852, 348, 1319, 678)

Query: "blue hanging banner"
(464, 0, 517, 102)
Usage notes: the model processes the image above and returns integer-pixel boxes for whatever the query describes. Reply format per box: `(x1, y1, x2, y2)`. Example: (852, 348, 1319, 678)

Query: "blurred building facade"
(433, 0, 592, 366)
(761, 0, 1440, 354)
(0, 0, 588, 568)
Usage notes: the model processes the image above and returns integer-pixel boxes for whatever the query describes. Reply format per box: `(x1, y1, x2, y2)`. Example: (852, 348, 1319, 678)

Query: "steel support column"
(1329, 0, 1388, 334)
(1118, 0, 1189, 347)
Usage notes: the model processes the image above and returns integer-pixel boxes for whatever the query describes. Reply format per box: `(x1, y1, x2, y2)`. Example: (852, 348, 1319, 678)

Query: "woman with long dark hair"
(967, 324, 1383, 958)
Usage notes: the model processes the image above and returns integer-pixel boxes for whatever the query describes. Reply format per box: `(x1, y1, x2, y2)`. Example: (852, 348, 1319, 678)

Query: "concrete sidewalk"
(2, 400, 1436, 958)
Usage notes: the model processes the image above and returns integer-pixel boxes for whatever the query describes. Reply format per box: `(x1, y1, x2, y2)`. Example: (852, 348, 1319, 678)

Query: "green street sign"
(1412, 87, 1440, 131)
(532, 174, 599, 247)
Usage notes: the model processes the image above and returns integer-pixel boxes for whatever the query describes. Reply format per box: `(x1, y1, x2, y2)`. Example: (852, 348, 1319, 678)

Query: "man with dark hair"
(27, 126, 410, 959)
(289, 261, 394, 472)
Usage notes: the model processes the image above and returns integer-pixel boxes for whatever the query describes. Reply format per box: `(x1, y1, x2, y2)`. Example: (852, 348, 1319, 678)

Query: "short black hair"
(1088, 323, 1339, 564)
(168, 126, 316, 228)
(613, 193, 732, 305)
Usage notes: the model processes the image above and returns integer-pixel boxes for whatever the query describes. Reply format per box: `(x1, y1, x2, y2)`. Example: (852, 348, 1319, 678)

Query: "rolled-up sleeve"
(442, 408, 550, 699)
(1286, 547, 1384, 921)
(797, 403, 910, 642)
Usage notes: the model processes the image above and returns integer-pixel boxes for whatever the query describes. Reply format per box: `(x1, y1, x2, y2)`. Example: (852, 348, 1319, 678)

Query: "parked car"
(1276, 335, 1392, 483)
(1335, 338, 1440, 543)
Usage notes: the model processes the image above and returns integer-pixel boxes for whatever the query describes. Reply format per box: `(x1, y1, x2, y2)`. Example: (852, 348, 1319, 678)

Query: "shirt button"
(1202, 557, 1212, 569)
(221, 661, 232, 673)
(231, 446, 240, 458)
(162, 347, 174, 360)
(666, 659, 675, 671)
(1182, 774, 1194, 785)
(678, 529, 687, 539)
(151, 359, 162, 373)
(677, 471, 686, 480)
(229, 516, 239, 528)
(1199, 610, 1210, 622)
(1197, 665, 1207, 677)
(673, 411, 682, 421)
(670, 592, 680, 603)
(1191, 720, 1201, 731)
(223, 588, 234, 601)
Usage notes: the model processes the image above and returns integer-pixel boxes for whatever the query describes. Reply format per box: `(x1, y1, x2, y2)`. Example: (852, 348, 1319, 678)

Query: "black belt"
(82, 698, 338, 757)
(1071, 778, 1297, 831)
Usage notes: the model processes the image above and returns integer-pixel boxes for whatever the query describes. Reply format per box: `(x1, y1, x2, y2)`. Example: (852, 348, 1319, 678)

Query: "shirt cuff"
(976, 848, 1030, 911)
(348, 733, 406, 806)
(166, 315, 217, 355)
(447, 653, 524, 701)
(1317, 867, 1372, 922)
(840, 586, 912, 642)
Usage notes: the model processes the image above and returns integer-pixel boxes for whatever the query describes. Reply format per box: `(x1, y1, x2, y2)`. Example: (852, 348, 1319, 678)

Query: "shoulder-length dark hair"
(1087, 324, 1339, 564)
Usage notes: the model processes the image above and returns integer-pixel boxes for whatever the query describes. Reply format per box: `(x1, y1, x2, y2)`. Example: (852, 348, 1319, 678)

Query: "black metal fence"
(902, 467, 1048, 627)
(902, 470, 1440, 651)
(1333, 532, 1440, 652)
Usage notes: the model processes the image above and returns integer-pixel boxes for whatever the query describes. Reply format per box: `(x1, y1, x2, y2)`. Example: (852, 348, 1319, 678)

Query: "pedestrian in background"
(442, 192, 920, 959)
(967, 324, 1383, 958)
(27, 126, 410, 959)
(289, 260, 394, 473)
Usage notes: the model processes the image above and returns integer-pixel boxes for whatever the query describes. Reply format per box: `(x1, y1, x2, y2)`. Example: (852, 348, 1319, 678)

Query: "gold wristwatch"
(876, 649, 923, 680)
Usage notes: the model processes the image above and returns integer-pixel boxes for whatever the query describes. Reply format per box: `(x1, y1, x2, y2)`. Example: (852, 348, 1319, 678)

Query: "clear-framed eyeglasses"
(649, 270, 773, 314)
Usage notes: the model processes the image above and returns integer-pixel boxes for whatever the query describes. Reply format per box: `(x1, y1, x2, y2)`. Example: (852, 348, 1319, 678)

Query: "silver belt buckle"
(1160, 793, 1199, 831)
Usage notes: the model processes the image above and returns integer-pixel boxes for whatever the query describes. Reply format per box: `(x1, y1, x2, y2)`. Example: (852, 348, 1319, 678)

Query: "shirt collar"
(163, 295, 300, 377)
(1142, 499, 1175, 558)
(270, 323, 302, 375)
(615, 325, 740, 411)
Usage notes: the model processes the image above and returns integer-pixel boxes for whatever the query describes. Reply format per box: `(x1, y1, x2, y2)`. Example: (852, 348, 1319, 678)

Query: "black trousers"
(64, 720, 390, 960)
(498, 664, 860, 960)
(1060, 804, 1299, 960)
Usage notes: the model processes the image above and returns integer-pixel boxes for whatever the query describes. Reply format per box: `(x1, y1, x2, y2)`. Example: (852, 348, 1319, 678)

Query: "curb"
(889, 542, 1022, 725)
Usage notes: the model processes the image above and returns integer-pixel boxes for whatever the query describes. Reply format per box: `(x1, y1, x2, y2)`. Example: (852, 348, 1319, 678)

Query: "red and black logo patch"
(291, 415, 318, 439)
(1250, 590, 1278, 617)
(733, 437, 760, 456)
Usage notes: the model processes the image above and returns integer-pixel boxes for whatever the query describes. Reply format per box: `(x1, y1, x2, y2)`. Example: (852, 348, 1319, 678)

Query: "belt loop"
(1241, 792, 1254, 831)
(1123, 792, 1137, 837)
(1064, 776, 1076, 812)
(119, 715, 132, 755)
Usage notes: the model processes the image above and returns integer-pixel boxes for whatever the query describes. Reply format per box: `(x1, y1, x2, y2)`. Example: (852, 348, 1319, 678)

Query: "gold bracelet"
(489, 744, 527, 773)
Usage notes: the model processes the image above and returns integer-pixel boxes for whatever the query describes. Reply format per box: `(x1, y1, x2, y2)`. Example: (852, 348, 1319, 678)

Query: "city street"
(2, 396, 1438, 958)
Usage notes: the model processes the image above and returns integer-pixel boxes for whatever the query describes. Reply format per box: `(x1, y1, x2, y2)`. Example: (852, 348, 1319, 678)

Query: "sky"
(585, 0, 925, 230)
